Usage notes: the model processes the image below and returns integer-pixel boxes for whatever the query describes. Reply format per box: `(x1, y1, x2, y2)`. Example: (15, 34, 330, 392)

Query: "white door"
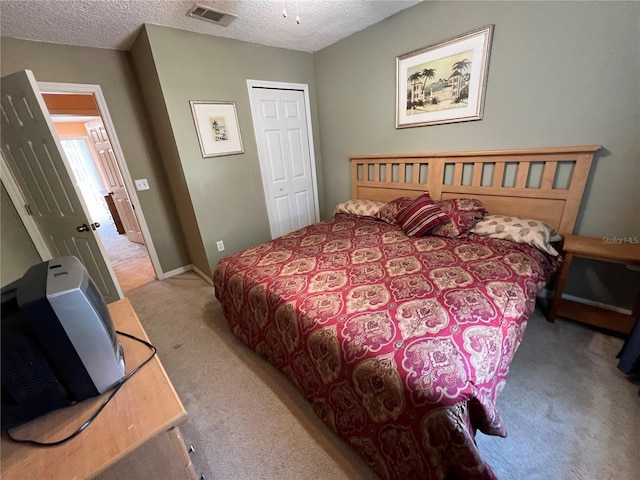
(85, 119, 144, 244)
(0, 70, 122, 303)
(250, 86, 319, 238)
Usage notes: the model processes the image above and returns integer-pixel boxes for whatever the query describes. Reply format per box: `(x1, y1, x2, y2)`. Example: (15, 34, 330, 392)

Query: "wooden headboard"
(351, 146, 600, 235)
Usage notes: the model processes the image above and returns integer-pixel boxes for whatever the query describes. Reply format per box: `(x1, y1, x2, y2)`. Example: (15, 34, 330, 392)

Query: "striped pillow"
(396, 192, 447, 237)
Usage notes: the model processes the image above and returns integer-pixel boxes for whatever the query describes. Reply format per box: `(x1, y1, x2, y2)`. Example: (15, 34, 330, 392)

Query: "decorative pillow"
(470, 214, 562, 255)
(431, 198, 487, 238)
(374, 196, 414, 224)
(334, 199, 385, 217)
(396, 192, 448, 237)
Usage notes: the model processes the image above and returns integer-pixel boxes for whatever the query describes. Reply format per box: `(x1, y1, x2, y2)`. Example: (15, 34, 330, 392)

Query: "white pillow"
(334, 199, 385, 217)
(470, 214, 562, 255)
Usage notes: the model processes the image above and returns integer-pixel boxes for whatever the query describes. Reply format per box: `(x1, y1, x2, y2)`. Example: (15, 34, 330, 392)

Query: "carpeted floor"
(97, 220, 156, 294)
(127, 272, 640, 480)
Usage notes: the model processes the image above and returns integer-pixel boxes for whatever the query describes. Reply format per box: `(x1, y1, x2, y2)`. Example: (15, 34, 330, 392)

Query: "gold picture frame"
(396, 25, 494, 128)
(190, 101, 244, 158)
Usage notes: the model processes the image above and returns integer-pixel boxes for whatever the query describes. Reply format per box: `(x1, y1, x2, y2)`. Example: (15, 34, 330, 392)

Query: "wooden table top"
(1, 298, 187, 479)
(563, 234, 640, 264)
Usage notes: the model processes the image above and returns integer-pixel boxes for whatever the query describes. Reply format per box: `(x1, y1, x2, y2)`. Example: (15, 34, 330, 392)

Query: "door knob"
(77, 224, 90, 232)
(91, 222, 101, 230)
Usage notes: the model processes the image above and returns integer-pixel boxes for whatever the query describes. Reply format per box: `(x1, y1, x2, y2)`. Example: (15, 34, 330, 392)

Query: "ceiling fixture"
(186, 3, 238, 27)
(282, 0, 301, 24)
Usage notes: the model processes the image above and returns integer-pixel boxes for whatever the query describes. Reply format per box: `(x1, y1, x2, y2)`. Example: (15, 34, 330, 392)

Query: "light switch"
(135, 179, 150, 191)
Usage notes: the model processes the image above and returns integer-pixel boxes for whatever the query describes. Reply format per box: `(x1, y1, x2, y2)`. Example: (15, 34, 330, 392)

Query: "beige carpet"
(97, 221, 155, 294)
(127, 272, 640, 480)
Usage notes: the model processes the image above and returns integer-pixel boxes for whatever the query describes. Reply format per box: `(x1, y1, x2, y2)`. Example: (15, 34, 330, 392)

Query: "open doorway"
(43, 92, 156, 293)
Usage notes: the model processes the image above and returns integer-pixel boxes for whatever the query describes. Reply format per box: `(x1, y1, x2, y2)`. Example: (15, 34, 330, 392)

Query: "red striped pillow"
(396, 192, 447, 237)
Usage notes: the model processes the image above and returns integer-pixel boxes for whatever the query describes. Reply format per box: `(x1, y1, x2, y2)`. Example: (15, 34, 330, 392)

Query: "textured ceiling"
(0, 0, 421, 53)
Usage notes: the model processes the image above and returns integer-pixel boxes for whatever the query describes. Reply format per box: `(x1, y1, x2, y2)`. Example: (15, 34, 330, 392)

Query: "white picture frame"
(190, 101, 244, 157)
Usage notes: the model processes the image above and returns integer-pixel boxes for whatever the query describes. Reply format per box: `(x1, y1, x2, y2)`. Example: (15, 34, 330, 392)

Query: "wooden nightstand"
(548, 234, 640, 334)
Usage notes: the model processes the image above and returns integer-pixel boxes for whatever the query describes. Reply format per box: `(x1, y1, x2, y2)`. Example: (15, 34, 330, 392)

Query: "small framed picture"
(396, 25, 494, 128)
(190, 101, 244, 157)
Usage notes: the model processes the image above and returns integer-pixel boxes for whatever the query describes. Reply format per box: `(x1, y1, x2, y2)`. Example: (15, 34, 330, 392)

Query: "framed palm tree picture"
(396, 25, 494, 128)
(190, 101, 244, 157)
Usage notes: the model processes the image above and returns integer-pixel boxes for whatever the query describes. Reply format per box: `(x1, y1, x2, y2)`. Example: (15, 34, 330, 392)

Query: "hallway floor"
(97, 220, 155, 294)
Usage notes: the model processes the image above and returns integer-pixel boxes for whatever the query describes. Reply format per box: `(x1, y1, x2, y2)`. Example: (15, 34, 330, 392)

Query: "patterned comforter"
(213, 213, 558, 479)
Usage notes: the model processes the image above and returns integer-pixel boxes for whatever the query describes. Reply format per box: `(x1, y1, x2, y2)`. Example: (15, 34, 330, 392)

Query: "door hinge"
(24, 204, 33, 216)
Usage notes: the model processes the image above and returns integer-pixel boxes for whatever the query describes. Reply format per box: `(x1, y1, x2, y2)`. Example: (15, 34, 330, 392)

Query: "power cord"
(5, 330, 157, 447)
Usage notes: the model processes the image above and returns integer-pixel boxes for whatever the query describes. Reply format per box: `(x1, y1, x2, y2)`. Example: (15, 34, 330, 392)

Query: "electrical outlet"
(135, 179, 150, 191)
(216, 240, 225, 252)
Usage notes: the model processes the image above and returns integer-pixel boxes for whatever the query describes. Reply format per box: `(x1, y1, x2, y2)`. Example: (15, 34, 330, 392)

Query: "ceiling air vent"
(186, 4, 238, 27)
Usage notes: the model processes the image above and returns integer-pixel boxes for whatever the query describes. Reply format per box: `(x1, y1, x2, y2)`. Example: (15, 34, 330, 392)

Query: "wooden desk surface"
(1, 298, 187, 479)
(563, 234, 640, 264)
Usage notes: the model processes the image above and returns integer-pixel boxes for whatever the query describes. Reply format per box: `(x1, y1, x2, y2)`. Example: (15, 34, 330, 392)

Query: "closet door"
(249, 86, 318, 238)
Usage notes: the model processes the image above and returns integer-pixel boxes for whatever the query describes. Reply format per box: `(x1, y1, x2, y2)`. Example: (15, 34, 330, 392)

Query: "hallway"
(97, 221, 155, 294)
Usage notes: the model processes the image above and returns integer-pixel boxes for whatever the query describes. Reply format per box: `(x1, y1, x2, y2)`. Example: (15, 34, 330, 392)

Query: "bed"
(213, 146, 599, 479)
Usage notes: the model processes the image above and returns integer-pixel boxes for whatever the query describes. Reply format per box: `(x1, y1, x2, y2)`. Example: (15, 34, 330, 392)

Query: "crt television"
(1, 256, 125, 430)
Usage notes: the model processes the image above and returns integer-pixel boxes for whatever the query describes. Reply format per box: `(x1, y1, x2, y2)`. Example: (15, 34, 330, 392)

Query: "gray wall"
(130, 24, 323, 274)
(314, 1, 640, 307)
(130, 28, 210, 277)
(0, 37, 190, 274)
(1, 184, 40, 285)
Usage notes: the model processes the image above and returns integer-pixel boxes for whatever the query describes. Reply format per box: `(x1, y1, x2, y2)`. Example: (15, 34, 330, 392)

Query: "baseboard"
(538, 288, 633, 315)
(160, 264, 213, 285)
(160, 265, 193, 280)
(191, 265, 213, 285)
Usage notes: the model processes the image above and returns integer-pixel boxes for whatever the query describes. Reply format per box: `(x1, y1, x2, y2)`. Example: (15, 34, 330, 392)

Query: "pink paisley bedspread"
(213, 213, 558, 480)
